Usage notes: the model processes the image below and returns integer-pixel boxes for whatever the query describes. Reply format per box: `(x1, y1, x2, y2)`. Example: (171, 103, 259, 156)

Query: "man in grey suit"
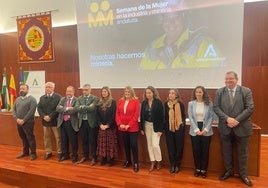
(75, 84, 99, 165)
(214, 71, 254, 187)
(56, 86, 79, 163)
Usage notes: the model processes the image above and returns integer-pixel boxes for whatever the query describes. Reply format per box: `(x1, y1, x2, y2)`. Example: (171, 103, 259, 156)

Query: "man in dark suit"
(214, 71, 254, 187)
(75, 84, 99, 165)
(37, 82, 61, 161)
(56, 86, 79, 163)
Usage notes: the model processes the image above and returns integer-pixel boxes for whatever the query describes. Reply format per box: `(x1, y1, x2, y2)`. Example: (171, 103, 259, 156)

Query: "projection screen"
(76, 0, 244, 88)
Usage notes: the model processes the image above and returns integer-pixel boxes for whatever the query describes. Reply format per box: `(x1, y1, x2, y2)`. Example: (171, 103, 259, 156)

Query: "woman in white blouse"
(188, 86, 214, 178)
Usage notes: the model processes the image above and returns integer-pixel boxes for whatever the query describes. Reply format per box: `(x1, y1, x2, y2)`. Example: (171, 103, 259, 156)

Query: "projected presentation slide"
(76, 0, 243, 88)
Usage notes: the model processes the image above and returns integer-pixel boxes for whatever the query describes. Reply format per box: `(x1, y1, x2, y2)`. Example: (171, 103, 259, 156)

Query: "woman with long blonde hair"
(116, 86, 140, 172)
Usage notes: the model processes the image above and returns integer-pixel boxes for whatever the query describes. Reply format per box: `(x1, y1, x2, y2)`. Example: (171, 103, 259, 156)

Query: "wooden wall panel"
(243, 1, 268, 133)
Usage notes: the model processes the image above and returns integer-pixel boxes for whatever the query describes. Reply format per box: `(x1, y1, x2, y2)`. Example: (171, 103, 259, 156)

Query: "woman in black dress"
(96, 86, 118, 166)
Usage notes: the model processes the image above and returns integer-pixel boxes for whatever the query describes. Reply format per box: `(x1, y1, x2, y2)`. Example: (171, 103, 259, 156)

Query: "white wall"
(0, 0, 266, 33)
(0, 0, 77, 33)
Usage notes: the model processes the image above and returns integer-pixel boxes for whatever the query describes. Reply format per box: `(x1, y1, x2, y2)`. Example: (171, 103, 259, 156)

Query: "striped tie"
(229, 90, 234, 106)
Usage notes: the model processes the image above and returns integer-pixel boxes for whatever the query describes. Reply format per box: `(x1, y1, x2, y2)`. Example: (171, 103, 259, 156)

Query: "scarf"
(168, 100, 182, 132)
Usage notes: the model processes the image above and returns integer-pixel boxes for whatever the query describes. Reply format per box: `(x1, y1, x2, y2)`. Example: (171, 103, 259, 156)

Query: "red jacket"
(116, 98, 140, 132)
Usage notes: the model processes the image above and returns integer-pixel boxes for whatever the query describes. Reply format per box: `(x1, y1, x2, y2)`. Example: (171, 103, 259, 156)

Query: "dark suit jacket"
(96, 99, 116, 129)
(37, 93, 61, 126)
(56, 96, 79, 132)
(140, 98, 164, 132)
(213, 85, 254, 137)
(74, 94, 99, 128)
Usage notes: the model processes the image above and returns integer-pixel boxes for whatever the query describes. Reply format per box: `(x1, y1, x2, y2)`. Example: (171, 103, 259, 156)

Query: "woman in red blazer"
(116, 86, 140, 172)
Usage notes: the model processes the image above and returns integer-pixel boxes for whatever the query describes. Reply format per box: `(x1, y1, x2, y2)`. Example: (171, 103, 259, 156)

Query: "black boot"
(109, 158, 114, 166)
(100, 157, 107, 165)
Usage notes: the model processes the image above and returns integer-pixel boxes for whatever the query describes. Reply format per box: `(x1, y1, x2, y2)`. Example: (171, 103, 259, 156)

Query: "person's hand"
(120, 124, 125, 129)
(196, 130, 202, 136)
(157, 132, 162, 137)
(17, 119, 24, 125)
(125, 125, 130, 130)
(141, 130, 145, 135)
(100, 124, 106, 130)
(201, 130, 207, 136)
(68, 107, 73, 111)
(44, 116, 51, 122)
(227, 117, 239, 128)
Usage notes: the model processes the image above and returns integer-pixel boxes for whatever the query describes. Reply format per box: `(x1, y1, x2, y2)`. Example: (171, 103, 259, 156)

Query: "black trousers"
(191, 122, 211, 171)
(122, 131, 138, 164)
(80, 120, 98, 159)
(165, 125, 185, 167)
(17, 121, 36, 155)
(220, 130, 250, 177)
(60, 120, 78, 158)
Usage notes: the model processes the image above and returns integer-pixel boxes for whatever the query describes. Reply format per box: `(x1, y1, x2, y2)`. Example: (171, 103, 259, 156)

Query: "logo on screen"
(204, 44, 217, 58)
(88, 1, 113, 28)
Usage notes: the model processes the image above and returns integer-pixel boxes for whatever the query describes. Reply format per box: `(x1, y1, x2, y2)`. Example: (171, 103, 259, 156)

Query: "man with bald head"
(37, 82, 62, 161)
(56, 86, 79, 163)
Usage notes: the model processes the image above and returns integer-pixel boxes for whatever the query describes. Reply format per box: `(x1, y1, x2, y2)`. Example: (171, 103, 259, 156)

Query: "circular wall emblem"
(25, 25, 44, 52)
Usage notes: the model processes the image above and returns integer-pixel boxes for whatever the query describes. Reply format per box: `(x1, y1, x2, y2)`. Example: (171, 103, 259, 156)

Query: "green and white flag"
(1, 68, 10, 111)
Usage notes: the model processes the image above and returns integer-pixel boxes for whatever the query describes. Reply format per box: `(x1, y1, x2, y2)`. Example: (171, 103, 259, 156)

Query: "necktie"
(229, 89, 234, 106)
(63, 99, 71, 121)
(67, 98, 71, 107)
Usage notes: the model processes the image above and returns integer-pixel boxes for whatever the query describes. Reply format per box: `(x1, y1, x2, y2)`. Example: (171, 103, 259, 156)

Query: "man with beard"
(13, 84, 37, 160)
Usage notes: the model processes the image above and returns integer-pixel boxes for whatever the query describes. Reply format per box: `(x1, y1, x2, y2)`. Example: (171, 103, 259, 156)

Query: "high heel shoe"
(149, 161, 155, 172)
(100, 157, 107, 165)
(156, 161, 161, 170)
(174, 166, 180, 174)
(201, 170, 207, 178)
(170, 166, 175, 174)
(123, 161, 132, 168)
(109, 158, 114, 166)
(133, 163, 139, 172)
(194, 169, 201, 177)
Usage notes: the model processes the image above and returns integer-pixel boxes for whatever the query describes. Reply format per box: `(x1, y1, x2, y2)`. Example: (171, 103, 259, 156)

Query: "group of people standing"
(12, 71, 254, 187)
